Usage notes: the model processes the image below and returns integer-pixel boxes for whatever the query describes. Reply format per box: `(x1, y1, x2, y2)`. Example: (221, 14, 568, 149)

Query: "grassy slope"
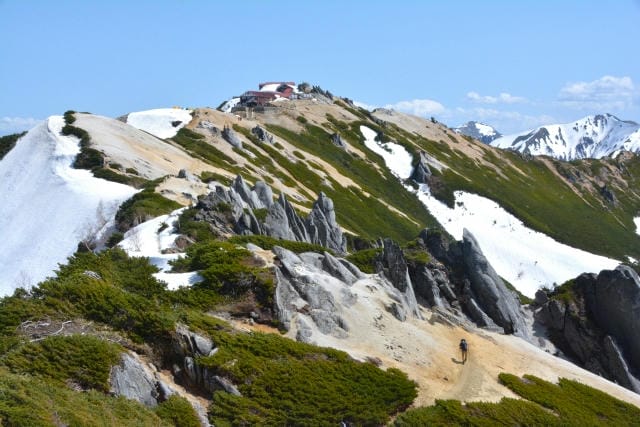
(395, 373, 640, 426)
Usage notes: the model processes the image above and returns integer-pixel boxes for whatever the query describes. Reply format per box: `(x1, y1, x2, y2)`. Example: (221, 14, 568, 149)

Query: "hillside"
(492, 113, 640, 160)
(1, 91, 640, 425)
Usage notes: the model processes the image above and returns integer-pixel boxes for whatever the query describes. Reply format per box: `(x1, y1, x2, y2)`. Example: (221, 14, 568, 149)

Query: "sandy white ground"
(118, 208, 202, 290)
(0, 117, 137, 295)
(359, 128, 620, 298)
(126, 108, 193, 139)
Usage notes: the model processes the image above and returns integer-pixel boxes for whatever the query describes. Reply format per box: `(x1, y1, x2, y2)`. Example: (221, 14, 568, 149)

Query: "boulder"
(110, 353, 159, 407)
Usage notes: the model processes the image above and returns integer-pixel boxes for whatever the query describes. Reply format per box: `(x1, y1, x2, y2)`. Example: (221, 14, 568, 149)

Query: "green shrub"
(0, 131, 26, 161)
(198, 328, 417, 426)
(2, 335, 121, 392)
(0, 368, 168, 426)
(346, 248, 382, 274)
(395, 373, 640, 426)
(175, 207, 217, 242)
(105, 232, 124, 248)
(228, 234, 331, 254)
(115, 189, 181, 231)
(155, 395, 200, 427)
(170, 241, 275, 308)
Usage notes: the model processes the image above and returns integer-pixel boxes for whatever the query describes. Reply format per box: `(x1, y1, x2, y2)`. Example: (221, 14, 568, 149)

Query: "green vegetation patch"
(172, 127, 243, 174)
(170, 241, 275, 308)
(228, 234, 332, 254)
(0, 368, 168, 427)
(2, 335, 121, 392)
(395, 373, 640, 426)
(346, 248, 382, 274)
(0, 131, 26, 161)
(198, 328, 417, 425)
(115, 186, 181, 231)
(154, 395, 201, 427)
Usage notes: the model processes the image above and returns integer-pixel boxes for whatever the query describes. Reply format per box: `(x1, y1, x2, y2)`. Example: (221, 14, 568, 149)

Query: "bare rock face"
(460, 229, 529, 338)
(110, 353, 160, 407)
(221, 126, 242, 149)
(376, 238, 422, 320)
(409, 151, 431, 184)
(194, 176, 347, 254)
(534, 266, 640, 394)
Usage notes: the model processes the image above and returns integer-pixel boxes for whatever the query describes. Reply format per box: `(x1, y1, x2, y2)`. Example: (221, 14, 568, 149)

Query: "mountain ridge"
(491, 113, 640, 160)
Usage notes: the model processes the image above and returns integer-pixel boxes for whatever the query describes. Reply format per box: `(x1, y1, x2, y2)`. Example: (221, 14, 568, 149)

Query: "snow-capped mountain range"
(454, 121, 502, 144)
(491, 114, 640, 160)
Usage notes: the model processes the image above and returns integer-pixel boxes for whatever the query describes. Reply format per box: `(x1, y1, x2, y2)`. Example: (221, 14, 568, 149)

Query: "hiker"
(459, 338, 468, 364)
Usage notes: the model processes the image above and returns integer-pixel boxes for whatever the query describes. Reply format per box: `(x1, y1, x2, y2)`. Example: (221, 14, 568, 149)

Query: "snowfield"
(635, 217, 640, 235)
(414, 188, 619, 297)
(359, 128, 620, 298)
(118, 208, 202, 290)
(126, 108, 192, 139)
(361, 126, 413, 179)
(0, 117, 137, 295)
(475, 122, 497, 137)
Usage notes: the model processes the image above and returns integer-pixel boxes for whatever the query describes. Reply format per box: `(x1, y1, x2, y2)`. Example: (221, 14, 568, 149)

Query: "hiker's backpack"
(460, 339, 467, 351)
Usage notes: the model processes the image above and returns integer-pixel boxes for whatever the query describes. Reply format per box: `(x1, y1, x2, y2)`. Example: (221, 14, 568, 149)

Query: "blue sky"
(1, 0, 639, 135)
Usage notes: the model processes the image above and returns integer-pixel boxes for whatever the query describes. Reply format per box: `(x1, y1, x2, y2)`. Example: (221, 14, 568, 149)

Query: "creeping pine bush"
(395, 373, 640, 426)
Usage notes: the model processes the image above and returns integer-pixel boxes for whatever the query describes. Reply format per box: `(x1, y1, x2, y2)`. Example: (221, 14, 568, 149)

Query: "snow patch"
(414, 187, 619, 297)
(126, 108, 192, 139)
(0, 117, 137, 295)
(118, 208, 202, 290)
(360, 125, 413, 179)
(475, 122, 497, 137)
(635, 217, 640, 236)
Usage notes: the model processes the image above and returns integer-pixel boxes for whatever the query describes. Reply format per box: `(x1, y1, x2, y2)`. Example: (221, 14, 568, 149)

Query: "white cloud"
(466, 91, 527, 104)
(384, 99, 447, 117)
(353, 100, 376, 111)
(0, 117, 41, 135)
(558, 75, 636, 110)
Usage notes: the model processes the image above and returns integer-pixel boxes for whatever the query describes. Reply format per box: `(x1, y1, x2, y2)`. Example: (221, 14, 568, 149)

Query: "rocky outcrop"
(534, 266, 640, 393)
(272, 245, 422, 342)
(461, 230, 529, 337)
(331, 133, 347, 150)
(221, 126, 242, 149)
(194, 176, 347, 254)
(416, 228, 528, 337)
(251, 125, 274, 144)
(409, 151, 431, 184)
(375, 239, 422, 320)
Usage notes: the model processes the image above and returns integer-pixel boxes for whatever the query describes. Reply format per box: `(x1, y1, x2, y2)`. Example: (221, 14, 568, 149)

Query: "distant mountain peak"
(491, 114, 640, 160)
(454, 121, 502, 144)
